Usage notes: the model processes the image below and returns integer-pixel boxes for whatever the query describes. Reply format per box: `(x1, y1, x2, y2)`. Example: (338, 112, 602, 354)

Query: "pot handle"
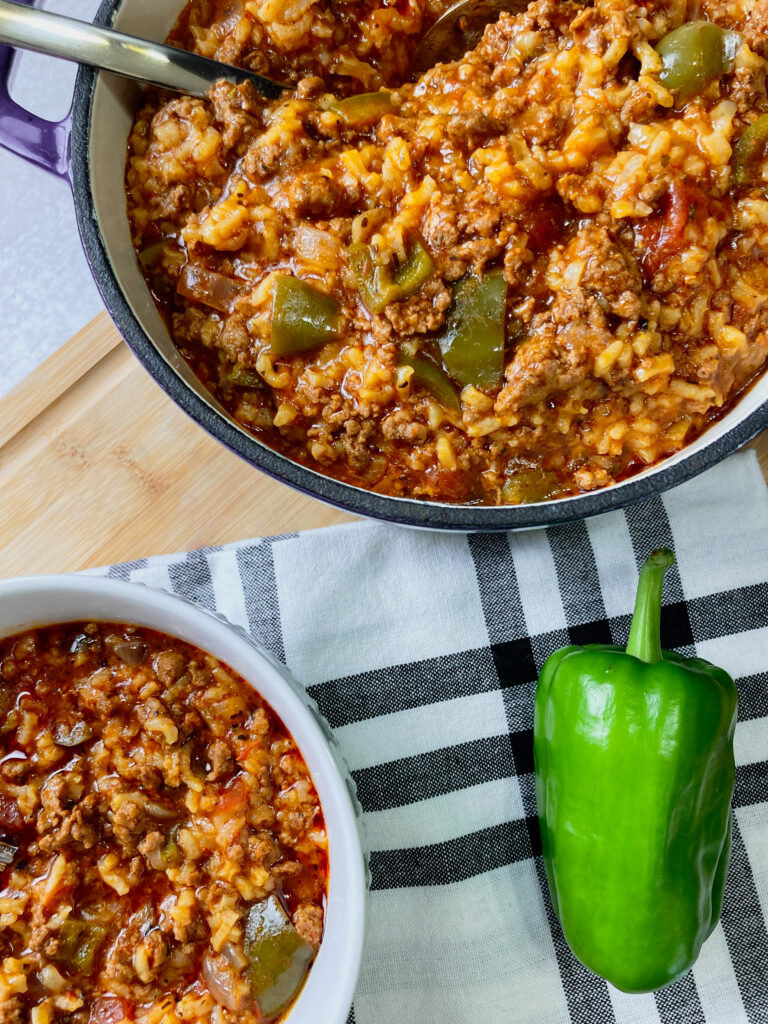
(0, 0, 70, 180)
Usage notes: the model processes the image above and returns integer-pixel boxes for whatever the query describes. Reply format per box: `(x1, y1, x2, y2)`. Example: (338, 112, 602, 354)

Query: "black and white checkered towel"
(93, 449, 768, 1024)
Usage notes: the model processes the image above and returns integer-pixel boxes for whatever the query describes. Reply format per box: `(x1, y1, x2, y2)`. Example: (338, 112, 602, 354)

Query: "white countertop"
(0, 0, 103, 399)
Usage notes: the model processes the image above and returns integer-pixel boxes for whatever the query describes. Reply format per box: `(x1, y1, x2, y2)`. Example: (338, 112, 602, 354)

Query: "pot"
(1, 0, 767, 530)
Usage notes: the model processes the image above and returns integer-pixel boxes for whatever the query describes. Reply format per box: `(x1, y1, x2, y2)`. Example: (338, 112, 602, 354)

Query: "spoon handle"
(0, 0, 284, 99)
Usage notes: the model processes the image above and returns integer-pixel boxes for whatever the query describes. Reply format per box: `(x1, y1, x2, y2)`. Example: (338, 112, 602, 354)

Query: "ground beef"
(449, 237, 503, 278)
(380, 408, 429, 443)
(111, 799, 148, 856)
(155, 649, 187, 685)
(293, 903, 324, 949)
(729, 64, 767, 114)
(206, 740, 235, 781)
(38, 792, 101, 853)
(209, 81, 264, 152)
(0, 997, 23, 1024)
(422, 194, 460, 251)
(39, 771, 83, 827)
(279, 172, 342, 218)
(444, 112, 504, 151)
(746, 0, 768, 57)
(218, 318, 250, 361)
(566, 225, 643, 320)
(384, 279, 451, 334)
(153, 183, 192, 219)
(243, 129, 315, 179)
(457, 195, 501, 240)
(496, 319, 592, 411)
(342, 418, 379, 472)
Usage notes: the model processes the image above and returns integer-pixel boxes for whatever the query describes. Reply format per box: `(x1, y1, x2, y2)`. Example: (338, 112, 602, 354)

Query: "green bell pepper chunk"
(161, 822, 182, 866)
(399, 353, 460, 411)
(270, 276, 341, 357)
(393, 242, 434, 295)
(349, 243, 396, 314)
(138, 242, 166, 269)
(55, 920, 108, 975)
(74, 925, 108, 974)
(330, 91, 393, 128)
(534, 549, 737, 993)
(245, 895, 314, 1020)
(438, 269, 507, 390)
(349, 241, 434, 314)
(656, 22, 742, 98)
(732, 113, 768, 186)
(223, 365, 266, 389)
(501, 466, 560, 505)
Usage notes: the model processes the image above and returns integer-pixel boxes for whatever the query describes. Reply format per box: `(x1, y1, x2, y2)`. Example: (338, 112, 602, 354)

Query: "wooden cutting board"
(0, 313, 354, 576)
(0, 312, 766, 576)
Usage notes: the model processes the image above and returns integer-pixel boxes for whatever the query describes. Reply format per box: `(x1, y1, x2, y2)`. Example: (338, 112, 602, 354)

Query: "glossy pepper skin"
(534, 550, 737, 993)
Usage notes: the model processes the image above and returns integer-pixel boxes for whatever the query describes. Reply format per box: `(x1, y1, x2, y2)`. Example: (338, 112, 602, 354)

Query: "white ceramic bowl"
(0, 573, 368, 1024)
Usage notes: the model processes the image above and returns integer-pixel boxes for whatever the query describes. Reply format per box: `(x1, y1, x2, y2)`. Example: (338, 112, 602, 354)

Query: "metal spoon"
(0, 839, 18, 867)
(414, 0, 529, 73)
(0, 0, 285, 100)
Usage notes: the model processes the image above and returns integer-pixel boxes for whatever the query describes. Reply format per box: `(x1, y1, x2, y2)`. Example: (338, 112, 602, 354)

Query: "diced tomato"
(216, 775, 248, 817)
(424, 465, 473, 502)
(89, 996, 133, 1024)
(0, 795, 24, 834)
(521, 196, 569, 254)
(235, 739, 260, 764)
(636, 179, 728, 281)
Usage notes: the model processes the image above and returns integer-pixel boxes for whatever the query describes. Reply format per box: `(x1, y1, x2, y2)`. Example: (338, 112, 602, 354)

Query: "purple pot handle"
(0, 0, 71, 181)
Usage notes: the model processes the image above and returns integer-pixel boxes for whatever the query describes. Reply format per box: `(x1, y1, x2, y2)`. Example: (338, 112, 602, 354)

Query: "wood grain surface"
(0, 312, 766, 576)
(0, 313, 354, 576)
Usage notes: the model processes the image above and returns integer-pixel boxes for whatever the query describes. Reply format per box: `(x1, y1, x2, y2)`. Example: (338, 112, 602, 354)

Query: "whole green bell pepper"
(534, 549, 737, 993)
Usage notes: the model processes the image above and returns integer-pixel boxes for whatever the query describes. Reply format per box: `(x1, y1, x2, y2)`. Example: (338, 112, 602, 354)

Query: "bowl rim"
(0, 573, 367, 1024)
(69, 0, 768, 531)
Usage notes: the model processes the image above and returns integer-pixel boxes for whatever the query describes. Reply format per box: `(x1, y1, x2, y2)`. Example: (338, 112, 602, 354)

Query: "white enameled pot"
(1, 0, 767, 529)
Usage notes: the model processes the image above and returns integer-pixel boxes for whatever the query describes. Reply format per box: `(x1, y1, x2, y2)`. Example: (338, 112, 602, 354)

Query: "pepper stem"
(626, 548, 675, 664)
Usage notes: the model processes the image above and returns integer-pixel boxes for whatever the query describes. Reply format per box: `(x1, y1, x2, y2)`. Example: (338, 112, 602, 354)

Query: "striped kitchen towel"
(95, 448, 768, 1024)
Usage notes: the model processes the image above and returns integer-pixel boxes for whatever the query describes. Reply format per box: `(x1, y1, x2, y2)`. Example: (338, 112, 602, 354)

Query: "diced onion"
(202, 952, 243, 1011)
(221, 941, 247, 970)
(177, 265, 243, 313)
(109, 639, 148, 666)
(39, 965, 67, 992)
(142, 798, 177, 820)
(294, 225, 340, 268)
(145, 845, 164, 871)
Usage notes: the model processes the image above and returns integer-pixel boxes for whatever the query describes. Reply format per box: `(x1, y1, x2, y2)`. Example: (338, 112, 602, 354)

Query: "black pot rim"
(69, 1, 768, 531)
